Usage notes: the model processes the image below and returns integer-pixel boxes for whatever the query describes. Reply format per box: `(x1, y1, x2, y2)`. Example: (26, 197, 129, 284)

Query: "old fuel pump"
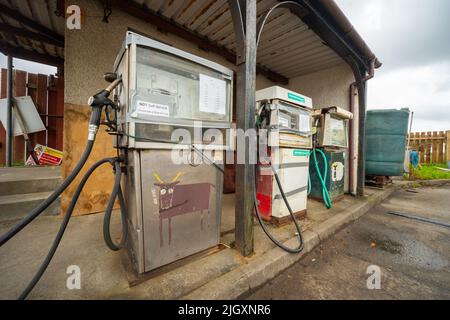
(255, 86, 313, 224)
(309, 107, 353, 206)
(112, 32, 233, 274)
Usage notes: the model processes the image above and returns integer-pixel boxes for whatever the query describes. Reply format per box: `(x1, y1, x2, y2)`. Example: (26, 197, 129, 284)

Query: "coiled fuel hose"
(18, 157, 128, 300)
(0, 76, 122, 248)
(1, 76, 126, 299)
(0, 141, 95, 247)
(254, 163, 305, 254)
(194, 145, 306, 253)
(195, 148, 305, 253)
(310, 149, 332, 209)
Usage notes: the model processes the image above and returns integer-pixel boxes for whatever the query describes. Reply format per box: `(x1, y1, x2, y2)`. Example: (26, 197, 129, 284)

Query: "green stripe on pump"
(293, 149, 310, 157)
(288, 92, 306, 103)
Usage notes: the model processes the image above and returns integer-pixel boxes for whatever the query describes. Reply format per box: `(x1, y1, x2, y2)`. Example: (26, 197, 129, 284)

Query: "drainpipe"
(349, 59, 375, 196)
(5, 55, 13, 167)
(361, 58, 375, 83)
(348, 83, 357, 195)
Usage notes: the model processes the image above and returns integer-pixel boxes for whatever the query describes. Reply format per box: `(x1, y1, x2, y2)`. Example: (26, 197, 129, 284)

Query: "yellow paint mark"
(153, 172, 164, 184)
(171, 172, 183, 182)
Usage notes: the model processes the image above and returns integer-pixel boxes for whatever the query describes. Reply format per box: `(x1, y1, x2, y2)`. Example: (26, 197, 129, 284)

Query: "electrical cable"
(0, 140, 95, 247)
(18, 157, 119, 300)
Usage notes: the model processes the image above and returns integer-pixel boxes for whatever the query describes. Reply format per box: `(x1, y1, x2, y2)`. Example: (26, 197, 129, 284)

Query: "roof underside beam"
(0, 40, 64, 67)
(109, 0, 289, 85)
(0, 3, 64, 44)
(0, 22, 64, 48)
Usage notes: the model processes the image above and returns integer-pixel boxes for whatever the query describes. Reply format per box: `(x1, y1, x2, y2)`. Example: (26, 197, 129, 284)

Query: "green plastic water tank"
(365, 108, 410, 176)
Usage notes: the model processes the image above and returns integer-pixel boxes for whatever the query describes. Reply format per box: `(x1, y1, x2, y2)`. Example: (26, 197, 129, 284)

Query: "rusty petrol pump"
(112, 32, 234, 274)
(309, 107, 354, 206)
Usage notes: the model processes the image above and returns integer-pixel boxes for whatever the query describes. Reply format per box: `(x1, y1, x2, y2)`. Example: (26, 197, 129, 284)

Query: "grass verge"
(411, 163, 450, 180)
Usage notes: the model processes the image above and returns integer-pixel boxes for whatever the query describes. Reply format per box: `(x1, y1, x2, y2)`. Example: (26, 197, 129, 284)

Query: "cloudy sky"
(1, 0, 449, 132)
(0, 53, 56, 75)
(335, 0, 450, 132)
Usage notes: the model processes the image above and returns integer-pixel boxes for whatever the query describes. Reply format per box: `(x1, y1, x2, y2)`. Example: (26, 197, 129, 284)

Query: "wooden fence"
(408, 131, 450, 164)
(0, 68, 64, 165)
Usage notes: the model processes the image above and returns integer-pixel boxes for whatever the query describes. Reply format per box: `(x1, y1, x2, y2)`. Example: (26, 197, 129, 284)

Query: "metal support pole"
(228, 0, 257, 256)
(5, 55, 13, 167)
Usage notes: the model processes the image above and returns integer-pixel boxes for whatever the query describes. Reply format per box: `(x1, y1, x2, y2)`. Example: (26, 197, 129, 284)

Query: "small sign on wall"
(0, 96, 46, 136)
(26, 144, 63, 166)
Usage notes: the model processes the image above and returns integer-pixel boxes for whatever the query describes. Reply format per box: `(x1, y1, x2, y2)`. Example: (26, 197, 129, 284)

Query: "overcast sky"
(0, 53, 56, 75)
(1, 0, 449, 132)
(335, 0, 450, 132)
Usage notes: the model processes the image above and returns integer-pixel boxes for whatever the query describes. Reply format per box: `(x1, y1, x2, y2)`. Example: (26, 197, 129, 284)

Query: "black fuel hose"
(123, 133, 304, 254)
(1, 76, 121, 248)
(103, 161, 128, 251)
(254, 164, 304, 253)
(201, 151, 304, 253)
(0, 140, 95, 247)
(251, 1, 306, 253)
(18, 157, 126, 300)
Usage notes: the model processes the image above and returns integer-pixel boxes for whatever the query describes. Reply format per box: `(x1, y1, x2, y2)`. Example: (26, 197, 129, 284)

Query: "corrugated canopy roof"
(132, 0, 345, 79)
(0, 0, 379, 82)
(0, 0, 64, 67)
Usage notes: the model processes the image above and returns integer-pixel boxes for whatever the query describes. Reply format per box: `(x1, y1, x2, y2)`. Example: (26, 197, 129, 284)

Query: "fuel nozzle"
(87, 73, 122, 140)
(104, 72, 118, 83)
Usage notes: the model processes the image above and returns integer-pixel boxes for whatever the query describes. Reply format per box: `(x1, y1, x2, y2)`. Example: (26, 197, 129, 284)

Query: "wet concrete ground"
(247, 185, 450, 300)
(0, 188, 382, 299)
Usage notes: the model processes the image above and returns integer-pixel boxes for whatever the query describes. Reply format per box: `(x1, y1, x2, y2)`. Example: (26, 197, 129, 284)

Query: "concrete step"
(0, 191, 60, 222)
(0, 166, 61, 196)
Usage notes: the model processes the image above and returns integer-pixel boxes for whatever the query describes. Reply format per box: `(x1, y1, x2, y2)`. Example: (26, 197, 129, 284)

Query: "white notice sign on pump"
(134, 100, 170, 118)
(199, 74, 226, 115)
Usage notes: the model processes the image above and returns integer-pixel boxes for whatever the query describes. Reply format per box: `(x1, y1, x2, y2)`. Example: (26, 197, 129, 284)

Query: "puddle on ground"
(366, 233, 449, 271)
(369, 236, 403, 255)
(400, 239, 449, 270)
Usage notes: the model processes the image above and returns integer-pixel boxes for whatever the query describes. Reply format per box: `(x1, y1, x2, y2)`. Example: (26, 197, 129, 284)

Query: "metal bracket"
(228, 0, 247, 65)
